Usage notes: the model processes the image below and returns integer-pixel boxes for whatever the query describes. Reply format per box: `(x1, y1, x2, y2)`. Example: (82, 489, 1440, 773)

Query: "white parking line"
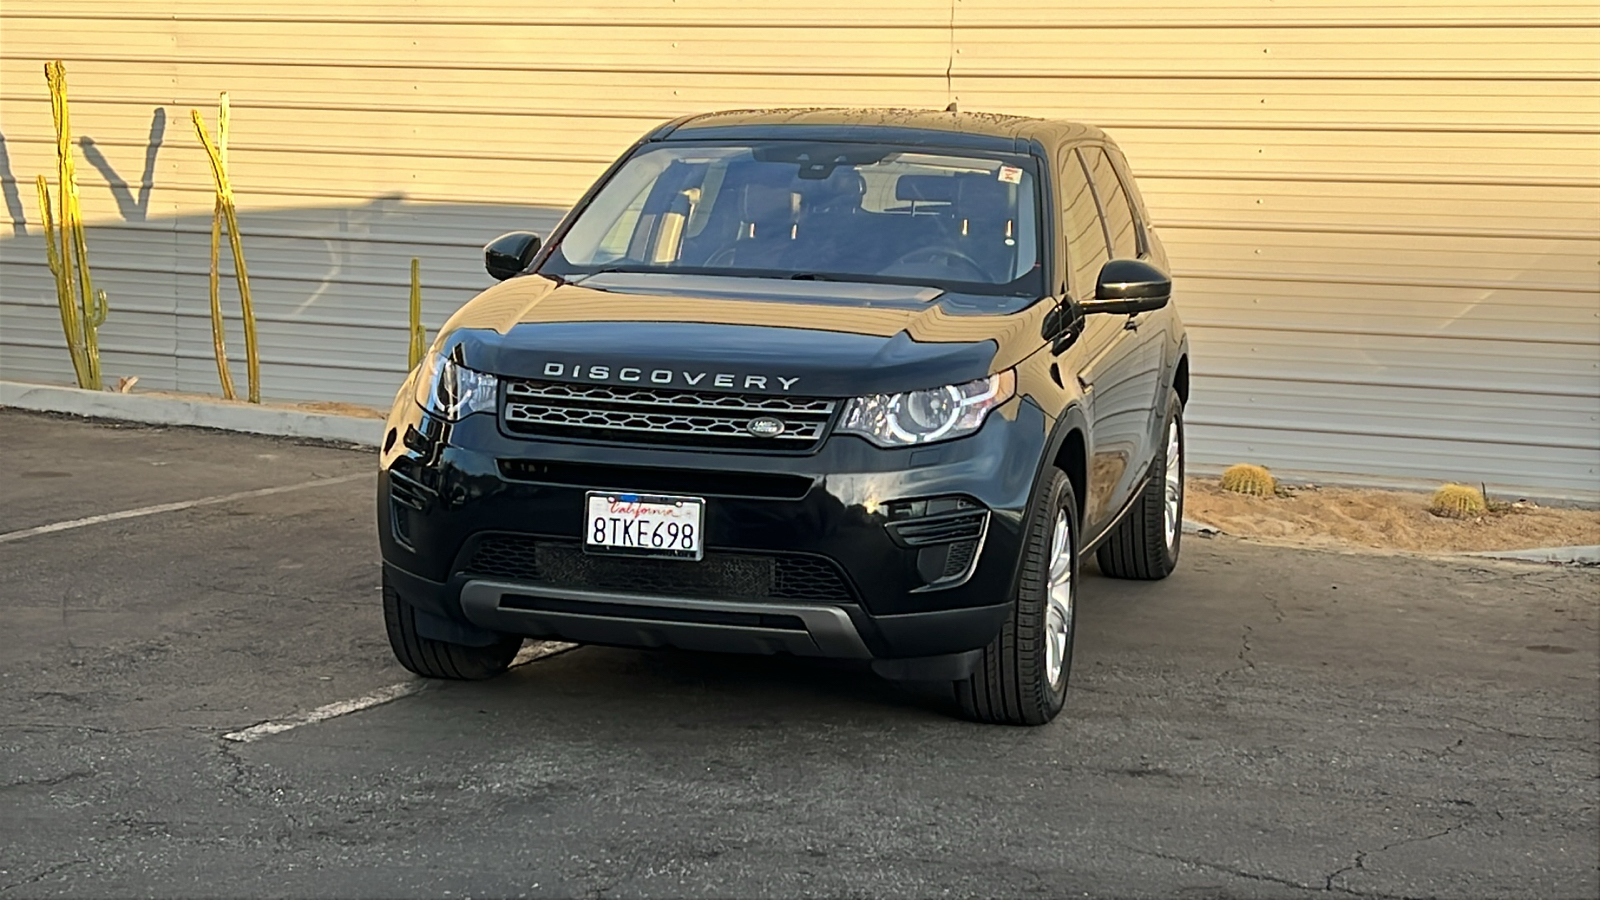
(221, 641, 580, 743)
(222, 681, 422, 743)
(0, 472, 373, 544)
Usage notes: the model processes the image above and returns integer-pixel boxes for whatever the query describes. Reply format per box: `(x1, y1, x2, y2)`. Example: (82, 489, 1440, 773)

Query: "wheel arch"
(1040, 403, 1091, 525)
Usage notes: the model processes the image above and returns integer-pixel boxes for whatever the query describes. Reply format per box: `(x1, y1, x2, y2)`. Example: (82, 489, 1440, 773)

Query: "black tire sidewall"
(1032, 470, 1078, 714)
(383, 572, 520, 680)
(952, 468, 1079, 725)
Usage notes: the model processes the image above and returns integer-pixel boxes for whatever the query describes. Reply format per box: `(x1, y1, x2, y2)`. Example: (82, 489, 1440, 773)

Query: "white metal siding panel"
(0, 0, 1596, 497)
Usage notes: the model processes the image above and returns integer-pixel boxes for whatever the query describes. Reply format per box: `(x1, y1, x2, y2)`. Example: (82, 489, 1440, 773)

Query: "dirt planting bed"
(1185, 478, 1600, 553)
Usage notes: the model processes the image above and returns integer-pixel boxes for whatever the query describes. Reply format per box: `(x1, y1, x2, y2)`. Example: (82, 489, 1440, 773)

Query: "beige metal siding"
(949, 0, 1599, 496)
(1, 0, 1595, 496)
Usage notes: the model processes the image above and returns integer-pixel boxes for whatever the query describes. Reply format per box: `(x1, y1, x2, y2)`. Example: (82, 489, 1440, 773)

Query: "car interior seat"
(953, 173, 1019, 283)
(727, 172, 800, 270)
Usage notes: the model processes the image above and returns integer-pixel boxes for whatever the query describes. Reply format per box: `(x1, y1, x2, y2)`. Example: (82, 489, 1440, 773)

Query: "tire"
(952, 469, 1078, 726)
(383, 573, 522, 680)
(1097, 394, 1184, 581)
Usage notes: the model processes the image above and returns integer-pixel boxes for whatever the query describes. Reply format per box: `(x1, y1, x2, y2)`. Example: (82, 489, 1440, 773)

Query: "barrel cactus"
(1220, 463, 1277, 497)
(1430, 483, 1487, 519)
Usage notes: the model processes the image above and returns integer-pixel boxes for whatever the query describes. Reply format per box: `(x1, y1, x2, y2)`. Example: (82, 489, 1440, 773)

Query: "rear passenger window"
(1083, 147, 1140, 260)
(1061, 150, 1107, 298)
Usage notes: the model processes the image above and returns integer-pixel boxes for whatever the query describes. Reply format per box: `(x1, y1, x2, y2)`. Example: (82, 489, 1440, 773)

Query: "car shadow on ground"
(452, 645, 955, 724)
(399, 566, 1127, 729)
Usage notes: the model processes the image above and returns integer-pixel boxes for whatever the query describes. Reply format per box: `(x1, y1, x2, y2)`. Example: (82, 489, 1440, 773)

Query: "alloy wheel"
(1045, 509, 1074, 687)
(1163, 419, 1182, 550)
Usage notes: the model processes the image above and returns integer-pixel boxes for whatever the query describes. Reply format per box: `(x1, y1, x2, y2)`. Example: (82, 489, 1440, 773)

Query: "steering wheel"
(882, 246, 992, 283)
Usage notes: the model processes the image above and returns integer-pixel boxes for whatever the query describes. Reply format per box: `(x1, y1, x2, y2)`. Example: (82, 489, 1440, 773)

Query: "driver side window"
(1061, 148, 1108, 299)
(1083, 147, 1140, 261)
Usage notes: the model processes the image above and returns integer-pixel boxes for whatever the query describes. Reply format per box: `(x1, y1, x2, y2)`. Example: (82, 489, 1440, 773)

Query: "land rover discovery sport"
(378, 108, 1190, 725)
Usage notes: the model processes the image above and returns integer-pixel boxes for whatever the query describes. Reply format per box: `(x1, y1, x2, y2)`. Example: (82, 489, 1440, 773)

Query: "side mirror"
(484, 231, 542, 281)
(1082, 258, 1171, 316)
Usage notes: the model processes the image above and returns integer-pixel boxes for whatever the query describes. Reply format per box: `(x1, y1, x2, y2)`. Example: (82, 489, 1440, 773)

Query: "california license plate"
(584, 492, 704, 560)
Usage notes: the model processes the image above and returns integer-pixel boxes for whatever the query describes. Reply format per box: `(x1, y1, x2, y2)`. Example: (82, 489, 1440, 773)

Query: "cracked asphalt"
(1, 409, 1596, 899)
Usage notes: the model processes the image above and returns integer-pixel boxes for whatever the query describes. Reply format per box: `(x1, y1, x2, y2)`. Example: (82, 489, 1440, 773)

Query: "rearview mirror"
(1081, 258, 1171, 316)
(484, 231, 542, 281)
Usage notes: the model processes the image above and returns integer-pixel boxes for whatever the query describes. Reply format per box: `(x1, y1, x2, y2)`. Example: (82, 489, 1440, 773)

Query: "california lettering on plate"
(584, 491, 705, 561)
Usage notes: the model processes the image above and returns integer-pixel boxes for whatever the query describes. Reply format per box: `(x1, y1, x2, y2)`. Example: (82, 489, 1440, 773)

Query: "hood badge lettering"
(539, 363, 798, 392)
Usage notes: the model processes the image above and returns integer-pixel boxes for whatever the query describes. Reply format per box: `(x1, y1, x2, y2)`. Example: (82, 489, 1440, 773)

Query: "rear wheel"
(383, 573, 522, 680)
(953, 470, 1077, 726)
(1097, 395, 1184, 581)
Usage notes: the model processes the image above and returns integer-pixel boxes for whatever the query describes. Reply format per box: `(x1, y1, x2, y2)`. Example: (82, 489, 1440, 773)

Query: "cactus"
(1430, 483, 1487, 519)
(198, 93, 237, 401)
(36, 175, 89, 387)
(40, 61, 104, 390)
(82, 287, 110, 390)
(87, 288, 108, 332)
(206, 195, 237, 400)
(1220, 463, 1277, 497)
(192, 95, 259, 403)
(408, 258, 426, 370)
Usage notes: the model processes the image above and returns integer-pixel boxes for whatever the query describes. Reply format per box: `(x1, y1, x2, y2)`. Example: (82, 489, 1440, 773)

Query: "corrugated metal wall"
(1, 1, 1596, 496)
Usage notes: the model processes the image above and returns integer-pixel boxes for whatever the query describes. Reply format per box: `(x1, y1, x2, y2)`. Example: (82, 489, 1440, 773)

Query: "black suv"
(378, 109, 1189, 725)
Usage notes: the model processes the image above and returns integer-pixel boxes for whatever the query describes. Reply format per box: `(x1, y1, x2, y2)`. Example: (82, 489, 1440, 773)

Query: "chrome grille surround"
(502, 379, 837, 448)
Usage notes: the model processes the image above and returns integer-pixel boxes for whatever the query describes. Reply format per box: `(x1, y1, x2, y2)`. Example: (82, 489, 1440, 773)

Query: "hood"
(437, 273, 1049, 398)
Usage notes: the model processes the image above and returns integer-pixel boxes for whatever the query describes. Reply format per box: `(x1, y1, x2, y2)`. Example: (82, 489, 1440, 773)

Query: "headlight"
(838, 371, 1015, 447)
(413, 349, 498, 420)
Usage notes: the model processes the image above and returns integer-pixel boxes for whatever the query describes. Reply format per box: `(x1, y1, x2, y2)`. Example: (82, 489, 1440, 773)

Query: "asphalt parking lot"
(1, 408, 1596, 899)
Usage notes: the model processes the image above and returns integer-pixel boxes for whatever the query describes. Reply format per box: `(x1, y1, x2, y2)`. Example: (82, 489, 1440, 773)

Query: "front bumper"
(377, 396, 1051, 661)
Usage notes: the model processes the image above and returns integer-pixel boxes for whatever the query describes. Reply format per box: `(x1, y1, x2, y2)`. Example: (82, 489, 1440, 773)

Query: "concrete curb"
(1459, 545, 1600, 566)
(0, 381, 383, 447)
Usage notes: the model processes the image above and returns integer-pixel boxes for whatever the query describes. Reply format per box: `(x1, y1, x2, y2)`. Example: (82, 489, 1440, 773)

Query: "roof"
(656, 107, 1106, 153)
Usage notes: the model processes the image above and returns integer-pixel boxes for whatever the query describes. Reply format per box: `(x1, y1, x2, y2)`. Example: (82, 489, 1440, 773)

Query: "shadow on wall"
(79, 108, 166, 222)
(0, 132, 26, 237)
(0, 125, 567, 408)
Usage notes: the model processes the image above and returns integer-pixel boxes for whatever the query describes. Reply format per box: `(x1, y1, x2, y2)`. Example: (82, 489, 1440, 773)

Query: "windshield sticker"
(997, 166, 1023, 184)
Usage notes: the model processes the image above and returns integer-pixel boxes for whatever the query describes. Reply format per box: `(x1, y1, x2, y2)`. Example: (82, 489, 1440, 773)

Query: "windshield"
(543, 141, 1043, 296)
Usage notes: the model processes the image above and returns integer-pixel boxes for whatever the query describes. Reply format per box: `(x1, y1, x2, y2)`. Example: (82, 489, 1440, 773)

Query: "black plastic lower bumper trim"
(460, 580, 875, 659)
(383, 562, 1012, 661)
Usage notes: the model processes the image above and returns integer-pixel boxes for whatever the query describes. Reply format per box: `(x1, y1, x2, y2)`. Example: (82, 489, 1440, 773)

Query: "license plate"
(584, 492, 704, 560)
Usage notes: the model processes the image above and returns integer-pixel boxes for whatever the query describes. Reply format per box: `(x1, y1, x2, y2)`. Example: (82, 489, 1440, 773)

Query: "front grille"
(502, 379, 836, 450)
(462, 535, 856, 605)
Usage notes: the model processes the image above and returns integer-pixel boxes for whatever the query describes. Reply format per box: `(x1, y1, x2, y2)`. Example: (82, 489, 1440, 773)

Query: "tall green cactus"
(41, 60, 105, 390)
(193, 96, 260, 403)
(36, 174, 89, 387)
(200, 93, 237, 401)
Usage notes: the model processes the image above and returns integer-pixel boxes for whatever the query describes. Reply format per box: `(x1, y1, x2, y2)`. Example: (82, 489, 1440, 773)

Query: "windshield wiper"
(788, 273, 850, 282)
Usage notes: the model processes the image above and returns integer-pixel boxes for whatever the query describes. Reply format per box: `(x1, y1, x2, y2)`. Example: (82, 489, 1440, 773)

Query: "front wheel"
(383, 573, 522, 680)
(952, 469, 1078, 726)
(1097, 394, 1184, 580)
